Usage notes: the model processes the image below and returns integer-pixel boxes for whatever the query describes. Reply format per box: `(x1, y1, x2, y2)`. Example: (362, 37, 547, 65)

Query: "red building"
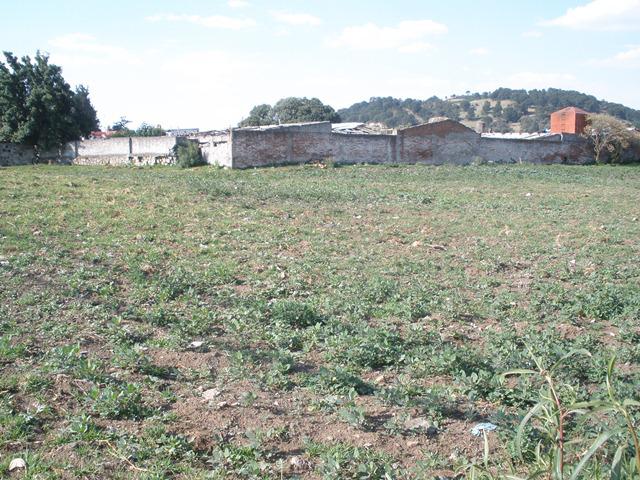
(550, 107, 589, 134)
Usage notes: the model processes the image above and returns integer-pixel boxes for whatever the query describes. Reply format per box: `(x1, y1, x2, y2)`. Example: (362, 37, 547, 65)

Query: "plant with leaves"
(583, 114, 634, 164)
(462, 350, 640, 480)
(0, 51, 98, 151)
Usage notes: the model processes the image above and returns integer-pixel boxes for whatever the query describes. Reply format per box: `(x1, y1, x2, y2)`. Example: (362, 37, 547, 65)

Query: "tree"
(0, 51, 99, 151)
(135, 123, 165, 136)
(492, 118, 512, 133)
(519, 115, 541, 133)
(493, 101, 503, 117)
(72, 85, 99, 138)
(481, 100, 491, 116)
(239, 104, 275, 127)
(583, 114, 634, 164)
(110, 117, 131, 131)
(272, 97, 341, 124)
(239, 97, 340, 127)
(503, 105, 520, 123)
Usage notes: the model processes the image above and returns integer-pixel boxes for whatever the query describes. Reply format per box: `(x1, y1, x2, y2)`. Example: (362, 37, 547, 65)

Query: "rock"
(9, 458, 26, 471)
(289, 455, 313, 472)
(188, 340, 205, 349)
(216, 401, 229, 409)
(404, 417, 438, 435)
(202, 388, 222, 401)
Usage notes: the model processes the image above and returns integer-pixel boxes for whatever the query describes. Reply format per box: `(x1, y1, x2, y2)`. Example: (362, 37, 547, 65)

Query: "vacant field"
(1, 164, 639, 479)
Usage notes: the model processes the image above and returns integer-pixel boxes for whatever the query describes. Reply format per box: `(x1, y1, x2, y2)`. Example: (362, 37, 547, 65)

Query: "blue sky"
(2, 0, 639, 129)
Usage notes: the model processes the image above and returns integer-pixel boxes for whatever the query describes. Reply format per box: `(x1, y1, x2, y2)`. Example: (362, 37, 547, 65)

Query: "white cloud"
(398, 42, 434, 54)
(228, 0, 249, 8)
(328, 20, 447, 52)
(591, 45, 640, 67)
(541, 0, 640, 31)
(271, 11, 322, 26)
(146, 13, 256, 30)
(49, 33, 139, 65)
(469, 47, 490, 56)
(522, 30, 543, 38)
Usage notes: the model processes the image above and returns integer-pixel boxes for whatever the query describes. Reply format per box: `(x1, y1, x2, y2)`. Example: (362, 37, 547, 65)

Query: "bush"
(175, 141, 205, 168)
(271, 300, 324, 328)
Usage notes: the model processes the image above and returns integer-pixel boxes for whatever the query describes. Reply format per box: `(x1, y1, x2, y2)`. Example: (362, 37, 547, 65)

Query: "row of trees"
(239, 97, 341, 127)
(108, 117, 166, 137)
(0, 52, 99, 151)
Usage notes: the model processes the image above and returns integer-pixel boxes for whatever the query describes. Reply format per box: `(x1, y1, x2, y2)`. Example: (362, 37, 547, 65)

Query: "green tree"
(503, 105, 520, 123)
(491, 118, 512, 133)
(272, 97, 341, 124)
(519, 115, 541, 133)
(481, 100, 491, 116)
(493, 100, 503, 117)
(72, 85, 99, 138)
(239, 104, 274, 127)
(110, 117, 131, 132)
(135, 123, 165, 137)
(0, 51, 98, 151)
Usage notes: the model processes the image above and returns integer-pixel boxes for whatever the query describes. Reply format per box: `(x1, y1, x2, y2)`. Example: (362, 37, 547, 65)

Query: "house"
(550, 107, 589, 134)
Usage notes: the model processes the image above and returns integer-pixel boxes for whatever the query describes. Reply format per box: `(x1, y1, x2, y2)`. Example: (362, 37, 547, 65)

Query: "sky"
(2, 0, 639, 130)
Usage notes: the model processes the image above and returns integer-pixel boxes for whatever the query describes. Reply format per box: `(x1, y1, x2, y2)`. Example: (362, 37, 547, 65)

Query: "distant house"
(550, 107, 589, 134)
(166, 128, 199, 137)
(89, 130, 116, 139)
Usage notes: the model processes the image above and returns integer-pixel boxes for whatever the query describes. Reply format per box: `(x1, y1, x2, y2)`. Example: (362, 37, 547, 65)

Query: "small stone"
(189, 341, 205, 349)
(9, 458, 26, 471)
(407, 440, 420, 447)
(216, 401, 229, 409)
(404, 417, 438, 435)
(202, 388, 222, 401)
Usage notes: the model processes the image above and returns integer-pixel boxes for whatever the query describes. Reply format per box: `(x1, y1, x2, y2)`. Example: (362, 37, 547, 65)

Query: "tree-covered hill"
(337, 88, 640, 132)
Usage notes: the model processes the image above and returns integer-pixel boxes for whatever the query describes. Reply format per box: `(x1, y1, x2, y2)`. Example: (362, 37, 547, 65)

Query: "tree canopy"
(0, 51, 99, 150)
(239, 97, 341, 127)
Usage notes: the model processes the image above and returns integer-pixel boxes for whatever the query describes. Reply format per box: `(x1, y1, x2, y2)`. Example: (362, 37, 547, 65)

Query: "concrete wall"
(198, 132, 232, 167)
(0, 143, 35, 166)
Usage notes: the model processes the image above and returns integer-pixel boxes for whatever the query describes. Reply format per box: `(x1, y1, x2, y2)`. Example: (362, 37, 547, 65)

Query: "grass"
(0, 162, 639, 478)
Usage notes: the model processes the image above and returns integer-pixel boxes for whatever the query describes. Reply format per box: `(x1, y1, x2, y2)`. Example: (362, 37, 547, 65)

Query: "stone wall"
(0, 143, 35, 166)
(232, 122, 334, 168)
(229, 120, 594, 168)
(74, 136, 182, 166)
(478, 135, 592, 165)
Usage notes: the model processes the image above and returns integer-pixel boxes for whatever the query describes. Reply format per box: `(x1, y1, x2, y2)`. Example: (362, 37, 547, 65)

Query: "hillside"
(338, 88, 640, 132)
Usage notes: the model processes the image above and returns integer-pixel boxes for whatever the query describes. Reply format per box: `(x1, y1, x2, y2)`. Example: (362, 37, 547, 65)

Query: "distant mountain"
(337, 88, 640, 133)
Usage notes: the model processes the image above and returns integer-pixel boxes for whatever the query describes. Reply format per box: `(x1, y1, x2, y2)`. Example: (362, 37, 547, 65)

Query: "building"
(550, 107, 589, 134)
(166, 128, 199, 137)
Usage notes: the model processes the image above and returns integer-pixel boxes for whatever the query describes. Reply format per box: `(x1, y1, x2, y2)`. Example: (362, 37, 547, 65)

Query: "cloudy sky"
(2, 0, 639, 129)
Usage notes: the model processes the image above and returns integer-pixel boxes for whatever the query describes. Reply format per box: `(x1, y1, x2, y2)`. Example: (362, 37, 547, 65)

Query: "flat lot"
(1, 164, 639, 478)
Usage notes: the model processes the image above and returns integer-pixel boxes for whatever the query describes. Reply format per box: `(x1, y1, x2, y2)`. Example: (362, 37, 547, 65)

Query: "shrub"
(271, 300, 324, 328)
(175, 141, 205, 168)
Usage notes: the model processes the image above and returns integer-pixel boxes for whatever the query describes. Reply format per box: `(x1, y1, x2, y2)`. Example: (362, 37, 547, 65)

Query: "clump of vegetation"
(271, 300, 324, 328)
(175, 140, 205, 168)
